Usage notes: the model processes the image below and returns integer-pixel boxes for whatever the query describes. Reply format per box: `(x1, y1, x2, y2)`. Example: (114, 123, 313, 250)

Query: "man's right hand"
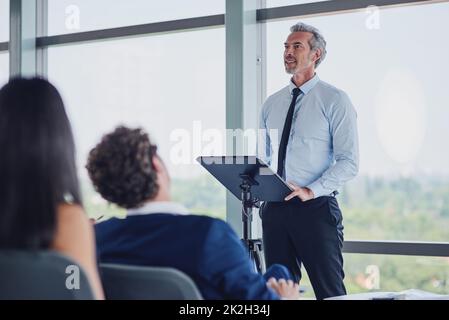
(267, 277, 300, 300)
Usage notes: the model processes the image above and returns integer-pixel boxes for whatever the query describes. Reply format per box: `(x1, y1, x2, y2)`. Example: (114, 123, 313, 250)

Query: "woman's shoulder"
(53, 204, 92, 250)
(56, 204, 90, 228)
(58, 203, 86, 216)
(53, 204, 105, 300)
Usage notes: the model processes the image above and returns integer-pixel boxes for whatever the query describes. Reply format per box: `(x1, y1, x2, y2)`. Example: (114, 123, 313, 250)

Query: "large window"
(344, 254, 449, 294)
(266, 0, 329, 7)
(48, 0, 224, 35)
(0, 0, 9, 86)
(0, 53, 8, 86)
(266, 2, 449, 242)
(0, 0, 8, 42)
(8, 0, 447, 299)
(47, 27, 226, 220)
(298, 254, 449, 297)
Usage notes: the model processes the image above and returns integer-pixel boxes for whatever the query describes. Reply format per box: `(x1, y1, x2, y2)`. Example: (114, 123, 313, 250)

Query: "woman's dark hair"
(86, 126, 159, 209)
(0, 77, 82, 250)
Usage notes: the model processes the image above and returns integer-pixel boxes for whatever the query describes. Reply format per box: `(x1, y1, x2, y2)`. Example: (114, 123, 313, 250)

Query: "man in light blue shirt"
(259, 22, 359, 300)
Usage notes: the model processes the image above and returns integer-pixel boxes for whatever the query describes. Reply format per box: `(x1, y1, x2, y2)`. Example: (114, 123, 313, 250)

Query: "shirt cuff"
(307, 180, 331, 199)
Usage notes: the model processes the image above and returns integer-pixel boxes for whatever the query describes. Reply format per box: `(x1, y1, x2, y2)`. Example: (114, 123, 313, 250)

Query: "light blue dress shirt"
(258, 75, 359, 198)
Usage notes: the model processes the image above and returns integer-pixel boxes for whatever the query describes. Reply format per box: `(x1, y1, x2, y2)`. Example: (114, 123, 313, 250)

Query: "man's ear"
(152, 155, 164, 174)
(312, 48, 322, 64)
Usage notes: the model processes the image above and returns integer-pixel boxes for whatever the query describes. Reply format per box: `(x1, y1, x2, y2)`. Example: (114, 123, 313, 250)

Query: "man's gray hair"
(290, 22, 327, 68)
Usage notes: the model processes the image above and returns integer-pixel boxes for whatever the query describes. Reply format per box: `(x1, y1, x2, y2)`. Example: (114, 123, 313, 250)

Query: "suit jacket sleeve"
(200, 219, 279, 300)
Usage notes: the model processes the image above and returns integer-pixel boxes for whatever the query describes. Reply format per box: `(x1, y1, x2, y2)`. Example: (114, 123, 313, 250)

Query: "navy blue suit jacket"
(95, 213, 279, 300)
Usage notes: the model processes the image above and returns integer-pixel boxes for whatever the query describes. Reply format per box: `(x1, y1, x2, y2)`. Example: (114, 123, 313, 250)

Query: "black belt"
(330, 190, 339, 197)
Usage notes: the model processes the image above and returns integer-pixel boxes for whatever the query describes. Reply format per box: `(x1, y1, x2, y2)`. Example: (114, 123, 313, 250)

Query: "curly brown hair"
(86, 126, 159, 209)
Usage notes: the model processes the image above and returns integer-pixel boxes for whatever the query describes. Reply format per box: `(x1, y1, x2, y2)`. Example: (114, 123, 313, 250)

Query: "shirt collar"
(289, 74, 320, 95)
(127, 201, 190, 217)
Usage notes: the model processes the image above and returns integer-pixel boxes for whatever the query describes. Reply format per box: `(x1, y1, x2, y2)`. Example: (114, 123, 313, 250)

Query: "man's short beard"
(285, 57, 314, 75)
(285, 67, 296, 75)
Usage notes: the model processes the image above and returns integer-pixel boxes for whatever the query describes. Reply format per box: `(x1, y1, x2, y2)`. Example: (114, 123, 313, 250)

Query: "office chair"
(100, 263, 203, 300)
(0, 250, 94, 300)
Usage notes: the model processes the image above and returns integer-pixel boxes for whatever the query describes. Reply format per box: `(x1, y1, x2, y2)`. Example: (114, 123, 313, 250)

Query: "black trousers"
(261, 196, 346, 300)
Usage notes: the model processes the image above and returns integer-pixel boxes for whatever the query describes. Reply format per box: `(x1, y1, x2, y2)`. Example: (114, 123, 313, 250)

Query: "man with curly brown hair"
(87, 126, 300, 300)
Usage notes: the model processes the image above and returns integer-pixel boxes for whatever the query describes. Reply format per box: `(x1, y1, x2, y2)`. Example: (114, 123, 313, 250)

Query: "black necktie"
(277, 87, 301, 177)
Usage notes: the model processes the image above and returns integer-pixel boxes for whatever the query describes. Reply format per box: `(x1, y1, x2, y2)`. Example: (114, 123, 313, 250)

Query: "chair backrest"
(100, 263, 203, 300)
(0, 250, 94, 300)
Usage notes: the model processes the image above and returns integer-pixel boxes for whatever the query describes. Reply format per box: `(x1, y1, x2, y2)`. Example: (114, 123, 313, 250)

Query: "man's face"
(284, 31, 316, 75)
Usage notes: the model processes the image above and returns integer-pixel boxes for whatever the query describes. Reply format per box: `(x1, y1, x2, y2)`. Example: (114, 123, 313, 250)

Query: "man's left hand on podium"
(285, 183, 315, 202)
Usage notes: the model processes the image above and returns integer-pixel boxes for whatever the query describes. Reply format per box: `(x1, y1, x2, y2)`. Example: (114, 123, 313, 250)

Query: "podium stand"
(197, 156, 293, 274)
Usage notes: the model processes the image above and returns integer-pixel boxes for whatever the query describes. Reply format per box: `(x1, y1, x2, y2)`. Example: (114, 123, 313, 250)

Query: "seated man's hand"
(267, 277, 300, 300)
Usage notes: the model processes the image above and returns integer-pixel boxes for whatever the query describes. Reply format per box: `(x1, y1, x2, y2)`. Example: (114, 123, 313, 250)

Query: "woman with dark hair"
(0, 77, 104, 299)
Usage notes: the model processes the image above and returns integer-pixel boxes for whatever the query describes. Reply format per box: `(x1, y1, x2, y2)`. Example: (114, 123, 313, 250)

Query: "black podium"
(197, 156, 293, 274)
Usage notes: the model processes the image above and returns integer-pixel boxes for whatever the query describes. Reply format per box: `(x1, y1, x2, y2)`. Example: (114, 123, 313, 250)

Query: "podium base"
(241, 238, 265, 274)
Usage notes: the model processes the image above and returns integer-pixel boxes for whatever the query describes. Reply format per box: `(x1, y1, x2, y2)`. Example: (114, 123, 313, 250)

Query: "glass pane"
(48, 0, 225, 36)
(345, 254, 449, 295)
(47, 28, 226, 220)
(0, 53, 8, 86)
(0, 0, 9, 42)
(266, 2, 449, 241)
(266, 0, 330, 8)
(299, 254, 449, 299)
